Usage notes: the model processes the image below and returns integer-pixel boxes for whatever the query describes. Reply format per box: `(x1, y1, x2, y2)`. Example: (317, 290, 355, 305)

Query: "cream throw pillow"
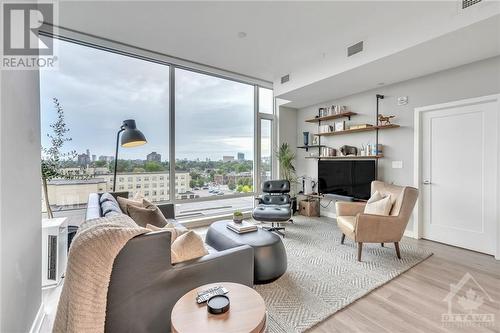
(170, 231, 208, 264)
(145, 223, 187, 243)
(364, 191, 393, 216)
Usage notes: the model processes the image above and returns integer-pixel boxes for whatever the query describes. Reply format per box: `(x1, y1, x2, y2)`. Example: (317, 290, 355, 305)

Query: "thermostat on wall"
(397, 96, 408, 105)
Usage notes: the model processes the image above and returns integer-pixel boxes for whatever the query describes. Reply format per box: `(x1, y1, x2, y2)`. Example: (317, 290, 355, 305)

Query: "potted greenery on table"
(233, 210, 244, 223)
(275, 143, 298, 214)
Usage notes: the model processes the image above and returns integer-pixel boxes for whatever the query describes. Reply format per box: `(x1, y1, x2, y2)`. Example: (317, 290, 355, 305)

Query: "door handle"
(423, 180, 432, 185)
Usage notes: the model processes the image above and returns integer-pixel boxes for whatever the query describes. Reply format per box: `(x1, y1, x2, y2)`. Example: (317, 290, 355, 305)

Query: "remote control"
(197, 285, 222, 298)
(196, 286, 228, 304)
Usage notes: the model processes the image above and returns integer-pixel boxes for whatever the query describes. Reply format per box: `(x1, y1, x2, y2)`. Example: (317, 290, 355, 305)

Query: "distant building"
(147, 151, 161, 163)
(92, 154, 96, 162)
(98, 155, 114, 162)
(237, 152, 244, 161)
(46, 171, 191, 210)
(77, 152, 91, 166)
(222, 155, 235, 162)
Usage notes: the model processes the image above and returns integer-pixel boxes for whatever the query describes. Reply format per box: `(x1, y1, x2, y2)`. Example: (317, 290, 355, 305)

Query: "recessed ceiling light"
(237, 32, 247, 38)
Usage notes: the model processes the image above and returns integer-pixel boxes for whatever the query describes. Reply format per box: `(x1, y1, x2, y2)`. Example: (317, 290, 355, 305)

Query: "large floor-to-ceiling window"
(40, 37, 273, 225)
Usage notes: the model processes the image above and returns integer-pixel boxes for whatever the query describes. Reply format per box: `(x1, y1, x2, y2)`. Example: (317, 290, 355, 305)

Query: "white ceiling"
(56, 1, 500, 106)
(279, 15, 500, 108)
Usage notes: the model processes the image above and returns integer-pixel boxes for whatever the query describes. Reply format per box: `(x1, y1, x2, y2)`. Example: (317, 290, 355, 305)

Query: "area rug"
(254, 216, 432, 333)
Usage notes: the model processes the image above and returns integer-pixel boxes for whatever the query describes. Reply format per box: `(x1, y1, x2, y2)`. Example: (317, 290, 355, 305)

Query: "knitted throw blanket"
(53, 214, 148, 333)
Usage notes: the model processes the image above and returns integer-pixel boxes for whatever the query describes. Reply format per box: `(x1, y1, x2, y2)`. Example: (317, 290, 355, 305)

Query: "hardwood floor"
(311, 239, 500, 333)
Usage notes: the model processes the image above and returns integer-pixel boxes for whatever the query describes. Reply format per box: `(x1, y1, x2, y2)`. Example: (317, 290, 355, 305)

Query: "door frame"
(413, 94, 500, 259)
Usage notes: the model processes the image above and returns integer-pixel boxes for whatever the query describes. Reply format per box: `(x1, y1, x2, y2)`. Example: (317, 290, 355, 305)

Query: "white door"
(420, 98, 498, 255)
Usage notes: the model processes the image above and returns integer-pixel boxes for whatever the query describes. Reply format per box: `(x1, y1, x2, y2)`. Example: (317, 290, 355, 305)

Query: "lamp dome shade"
(120, 119, 147, 147)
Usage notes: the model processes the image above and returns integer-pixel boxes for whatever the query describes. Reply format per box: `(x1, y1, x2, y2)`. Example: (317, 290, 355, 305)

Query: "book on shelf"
(226, 221, 258, 234)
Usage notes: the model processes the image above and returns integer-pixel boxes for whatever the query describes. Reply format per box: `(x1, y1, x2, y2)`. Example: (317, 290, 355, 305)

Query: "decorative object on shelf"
(319, 124, 334, 133)
(312, 135, 320, 146)
(365, 143, 383, 156)
(233, 210, 243, 223)
(378, 114, 396, 126)
(340, 145, 358, 156)
(320, 147, 337, 157)
(303, 132, 309, 146)
(349, 124, 373, 130)
(334, 121, 345, 132)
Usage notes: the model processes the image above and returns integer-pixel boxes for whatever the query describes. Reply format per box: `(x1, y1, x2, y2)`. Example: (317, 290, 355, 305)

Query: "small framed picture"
(312, 135, 320, 145)
(334, 121, 345, 132)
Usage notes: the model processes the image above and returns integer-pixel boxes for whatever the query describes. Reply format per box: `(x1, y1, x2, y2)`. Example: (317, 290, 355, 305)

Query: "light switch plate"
(397, 96, 408, 105)
(392, 160, 403, 169)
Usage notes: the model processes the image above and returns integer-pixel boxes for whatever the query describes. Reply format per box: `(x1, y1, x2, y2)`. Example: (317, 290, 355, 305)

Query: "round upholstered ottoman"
(206, 220, 287, 284)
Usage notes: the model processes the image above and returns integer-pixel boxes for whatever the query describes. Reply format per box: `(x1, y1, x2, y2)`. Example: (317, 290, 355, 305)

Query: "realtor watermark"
(442, 272, 496, 328)
(1, 1, 58, 69)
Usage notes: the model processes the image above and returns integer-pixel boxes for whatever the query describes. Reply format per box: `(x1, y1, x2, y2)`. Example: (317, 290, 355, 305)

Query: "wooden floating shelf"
(316, 124, 400, 136)
(305, 111, 357, 123)
(297, 145, 325, 149)
(305, 155, 384, 160)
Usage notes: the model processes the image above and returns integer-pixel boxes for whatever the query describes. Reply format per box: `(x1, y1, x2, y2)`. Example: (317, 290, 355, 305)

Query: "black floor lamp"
(113, 119, 147, 191)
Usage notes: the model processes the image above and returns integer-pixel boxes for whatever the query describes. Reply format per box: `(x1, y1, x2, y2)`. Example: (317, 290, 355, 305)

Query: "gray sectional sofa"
(84, 192, 254, 333)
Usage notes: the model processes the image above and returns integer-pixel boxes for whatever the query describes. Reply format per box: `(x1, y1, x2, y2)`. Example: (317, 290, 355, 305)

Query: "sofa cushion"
(100, 192, 119, 205)
(145, 223, 187, 243)
(364, 191, 392, 216)
(252, 205, 291, 222)
(117, 196, 144, 213)
(337, 216, 356, 239)
(127, 204, 168, 228)
(101, 200, 122, 216)
(171, 231, 208, 264)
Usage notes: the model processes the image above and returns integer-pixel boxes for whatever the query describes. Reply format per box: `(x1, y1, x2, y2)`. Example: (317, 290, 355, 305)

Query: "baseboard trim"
(29, 303, 45, 333)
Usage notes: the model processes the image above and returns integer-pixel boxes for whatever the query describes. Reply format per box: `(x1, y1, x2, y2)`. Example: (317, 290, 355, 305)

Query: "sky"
(40, 38, 273, 162)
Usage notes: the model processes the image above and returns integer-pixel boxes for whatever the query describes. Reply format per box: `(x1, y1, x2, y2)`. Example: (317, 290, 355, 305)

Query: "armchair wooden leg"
(341, 234, 345, 245)
(357, 242, 363, 262)
(394, 242, 401, 259)
(381, 243, 384, 247)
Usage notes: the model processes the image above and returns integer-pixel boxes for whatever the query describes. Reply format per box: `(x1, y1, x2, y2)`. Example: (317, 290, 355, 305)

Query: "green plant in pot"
(275, 143, 298, 214)
(233, 210, 244, 223)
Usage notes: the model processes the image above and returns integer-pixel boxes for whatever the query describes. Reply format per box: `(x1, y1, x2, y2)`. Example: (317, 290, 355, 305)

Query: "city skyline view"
(40, 38, 272, 162)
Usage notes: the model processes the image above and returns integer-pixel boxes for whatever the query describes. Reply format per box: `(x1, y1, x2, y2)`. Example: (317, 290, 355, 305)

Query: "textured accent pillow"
(99, 192, 118, 205)
(126, 204, 168, 228)
(101, 200, 121, 216)
(145, 223, 187, 243)
(116, 196, 144, 213)
(170, 231, 208, 264)
(364, 191, 393, 216)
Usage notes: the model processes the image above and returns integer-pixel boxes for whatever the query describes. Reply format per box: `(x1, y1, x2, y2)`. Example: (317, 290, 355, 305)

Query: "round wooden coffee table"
(171, 282, 266, 333)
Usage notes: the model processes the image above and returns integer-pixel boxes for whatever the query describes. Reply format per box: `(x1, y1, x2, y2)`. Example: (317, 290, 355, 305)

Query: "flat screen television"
(318, 160, 376, 200)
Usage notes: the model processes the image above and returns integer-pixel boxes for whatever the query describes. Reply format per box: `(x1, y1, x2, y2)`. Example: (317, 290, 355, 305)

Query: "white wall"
(294, 56, 500, 227)
(0, 69, 42, 332)
(276, 102, 298, 192)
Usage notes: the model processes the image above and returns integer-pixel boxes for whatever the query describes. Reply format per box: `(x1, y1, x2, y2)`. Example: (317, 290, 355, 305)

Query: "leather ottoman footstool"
(206, 220, 287, 284)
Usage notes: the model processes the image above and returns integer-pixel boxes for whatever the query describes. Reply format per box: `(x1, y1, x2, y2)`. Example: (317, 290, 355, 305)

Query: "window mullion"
(169, 66, 176, 205)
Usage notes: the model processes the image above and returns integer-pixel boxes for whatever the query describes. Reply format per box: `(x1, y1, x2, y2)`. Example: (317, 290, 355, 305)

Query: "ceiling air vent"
(281, 74, 290, 84)
(462, 0, 482, 9)
(347, 41, 363, 57)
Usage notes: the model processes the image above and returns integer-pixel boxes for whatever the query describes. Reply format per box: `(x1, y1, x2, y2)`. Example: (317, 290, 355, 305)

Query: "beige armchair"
(335, 181, 418, 261)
